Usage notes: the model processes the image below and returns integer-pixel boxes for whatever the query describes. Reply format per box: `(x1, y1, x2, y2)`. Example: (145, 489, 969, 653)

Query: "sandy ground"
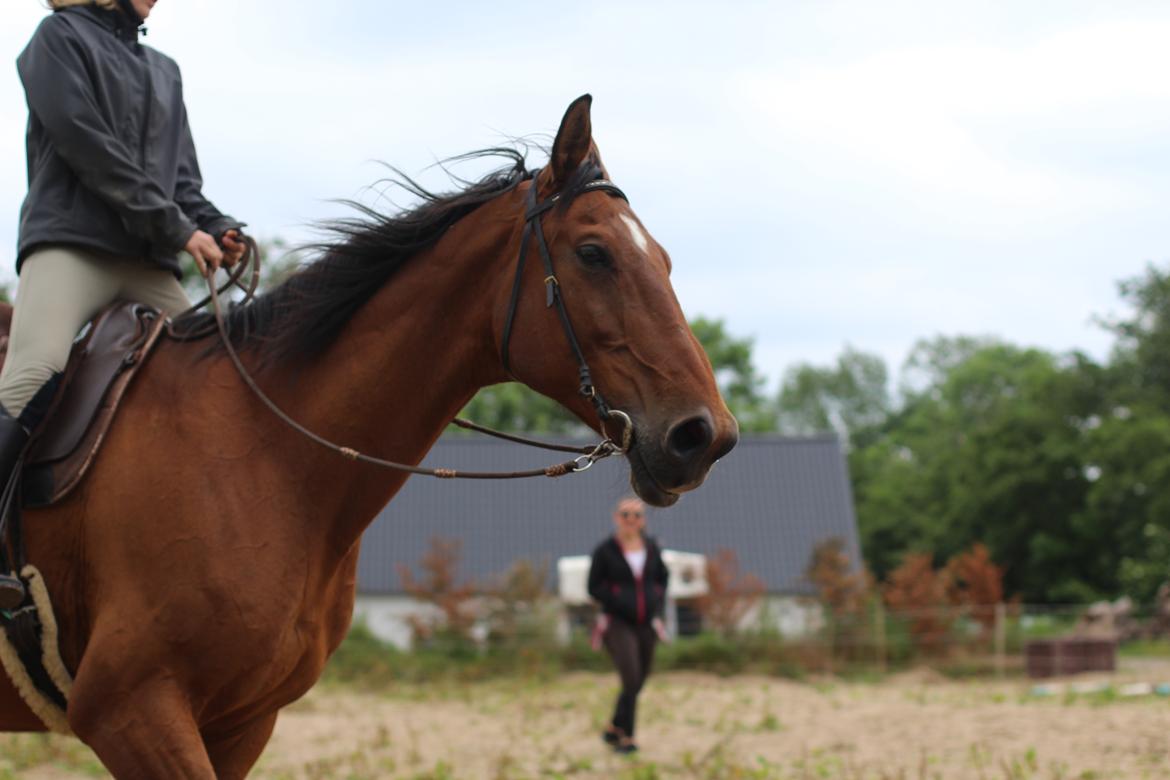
(5, 664, 1170, 779)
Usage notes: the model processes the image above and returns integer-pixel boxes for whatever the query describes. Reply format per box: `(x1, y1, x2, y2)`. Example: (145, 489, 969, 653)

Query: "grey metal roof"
(357, 434, 861, 596)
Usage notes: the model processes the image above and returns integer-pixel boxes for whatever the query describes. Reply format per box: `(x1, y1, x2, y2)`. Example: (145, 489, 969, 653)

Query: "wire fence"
(770, 601, 1149, 676)
(339, 598, 1170, 683)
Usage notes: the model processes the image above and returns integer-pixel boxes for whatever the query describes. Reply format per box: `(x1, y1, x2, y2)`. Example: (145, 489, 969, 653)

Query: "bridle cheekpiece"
(499, 165, 633, 453)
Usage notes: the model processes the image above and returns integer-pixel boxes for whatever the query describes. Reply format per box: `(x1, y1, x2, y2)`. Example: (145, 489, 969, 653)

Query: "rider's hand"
(185, 229, 224, 277)
(220, 229, 246, 268)
(652, 617, 670, 643)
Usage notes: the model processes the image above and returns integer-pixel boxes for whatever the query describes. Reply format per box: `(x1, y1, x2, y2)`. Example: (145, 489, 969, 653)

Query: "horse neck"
(259, 199, 518, 559)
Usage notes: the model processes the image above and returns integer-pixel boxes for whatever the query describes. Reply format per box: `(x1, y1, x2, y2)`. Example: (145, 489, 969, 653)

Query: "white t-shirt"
(624, 548, 647, 578)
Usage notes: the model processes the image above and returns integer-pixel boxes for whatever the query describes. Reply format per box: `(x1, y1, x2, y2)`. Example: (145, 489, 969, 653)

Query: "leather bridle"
(193, 165, 637, 480)
(500, 166, 634, 453)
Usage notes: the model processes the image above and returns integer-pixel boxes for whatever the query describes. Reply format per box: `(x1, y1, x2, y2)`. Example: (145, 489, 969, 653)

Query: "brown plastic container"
(1025, 637, 1117, 678)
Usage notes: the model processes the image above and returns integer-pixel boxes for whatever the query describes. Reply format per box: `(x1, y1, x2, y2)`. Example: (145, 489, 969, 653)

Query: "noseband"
(500, 167, 634, 452)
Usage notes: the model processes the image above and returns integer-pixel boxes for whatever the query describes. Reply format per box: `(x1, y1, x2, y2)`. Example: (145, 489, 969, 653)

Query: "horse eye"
(576, 244, 611, 267)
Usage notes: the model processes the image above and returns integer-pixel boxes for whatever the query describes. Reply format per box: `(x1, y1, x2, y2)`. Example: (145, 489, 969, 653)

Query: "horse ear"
(549, 94, 594, 187)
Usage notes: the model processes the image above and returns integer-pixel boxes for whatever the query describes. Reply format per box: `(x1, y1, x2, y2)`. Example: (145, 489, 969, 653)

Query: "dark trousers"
(603, 618, 657, 738)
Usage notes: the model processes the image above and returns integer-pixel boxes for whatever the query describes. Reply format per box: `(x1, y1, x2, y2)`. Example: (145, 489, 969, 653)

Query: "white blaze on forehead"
(619, 214, 651, 256)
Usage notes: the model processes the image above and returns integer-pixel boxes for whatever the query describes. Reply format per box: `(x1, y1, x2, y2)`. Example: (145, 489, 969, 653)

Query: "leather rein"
(197, 167, 633, 480)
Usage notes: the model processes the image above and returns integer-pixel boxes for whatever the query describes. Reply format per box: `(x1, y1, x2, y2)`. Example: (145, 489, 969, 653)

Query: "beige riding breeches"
(0, 246, 190, 416)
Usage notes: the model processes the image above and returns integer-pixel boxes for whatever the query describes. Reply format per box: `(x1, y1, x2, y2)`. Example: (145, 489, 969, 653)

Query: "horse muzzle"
(624, 408, 739, 507)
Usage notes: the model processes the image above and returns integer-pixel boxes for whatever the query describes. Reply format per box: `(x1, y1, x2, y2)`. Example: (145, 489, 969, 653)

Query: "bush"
(883, 553, 954, 654)
(557, 633, 614, 673)
(397, 537, 477, 644)
(659, 632, 747, 675)
(696, 549, 766, 634)
(946, 543, 1005, 634)
(322, 621, 408, 687)
(324, 624, 825, 687)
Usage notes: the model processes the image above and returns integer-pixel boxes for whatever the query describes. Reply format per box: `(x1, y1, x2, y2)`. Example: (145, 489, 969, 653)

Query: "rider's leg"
(0, 248, 121, 416)
(118, 266, 192, 318)
(0, 247, 119, 606)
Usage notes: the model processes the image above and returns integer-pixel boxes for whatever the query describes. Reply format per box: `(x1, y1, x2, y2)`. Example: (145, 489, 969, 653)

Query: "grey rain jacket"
(15, 5, 241, 276)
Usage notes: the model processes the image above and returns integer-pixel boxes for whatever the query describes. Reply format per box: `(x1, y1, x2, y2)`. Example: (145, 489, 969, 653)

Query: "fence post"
(875, 599, 887, 673)
(826, 611, 835, 676)
(994, 602, 1007, 678)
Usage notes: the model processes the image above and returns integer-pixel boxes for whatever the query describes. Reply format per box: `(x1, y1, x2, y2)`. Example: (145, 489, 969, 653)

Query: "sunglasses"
(618, 510, 644, 519)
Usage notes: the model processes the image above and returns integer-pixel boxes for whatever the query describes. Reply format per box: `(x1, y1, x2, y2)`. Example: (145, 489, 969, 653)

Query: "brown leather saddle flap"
(0, 302, 167, 508)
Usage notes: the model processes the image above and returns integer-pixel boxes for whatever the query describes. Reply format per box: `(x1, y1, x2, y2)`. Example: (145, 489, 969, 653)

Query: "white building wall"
(739, 596, 824, 636)
(352, 595, 440, 650)
(355, 592, 825, 648)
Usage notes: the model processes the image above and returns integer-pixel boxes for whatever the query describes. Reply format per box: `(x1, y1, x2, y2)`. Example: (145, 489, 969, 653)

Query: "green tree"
(688, 317, 774, 432)
(1079, 409, 1170, 602)
(457, 382, 582, 436)
(853, 339, 1108, 600)
(1080, 264, 1170, 600)
(897, 335, 993, 397)
(777, 346, 890, 446)
(1101, 264, 1170, 411)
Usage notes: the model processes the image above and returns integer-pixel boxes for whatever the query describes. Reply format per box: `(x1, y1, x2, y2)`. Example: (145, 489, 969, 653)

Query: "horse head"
(492, 95, 739, 507)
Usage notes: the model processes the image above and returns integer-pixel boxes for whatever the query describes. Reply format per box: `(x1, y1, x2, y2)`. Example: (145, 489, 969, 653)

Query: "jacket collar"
(67, 4, 142, 42)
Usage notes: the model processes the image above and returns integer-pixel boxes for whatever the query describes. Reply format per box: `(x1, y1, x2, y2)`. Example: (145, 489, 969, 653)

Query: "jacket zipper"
(138, 41, 154, 256)
(635, 573, 646, 624)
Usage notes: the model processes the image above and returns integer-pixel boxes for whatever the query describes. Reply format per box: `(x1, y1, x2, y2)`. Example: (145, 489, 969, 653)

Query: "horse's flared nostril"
(712, 425, 738, 462)
(666, 415, 713, 462)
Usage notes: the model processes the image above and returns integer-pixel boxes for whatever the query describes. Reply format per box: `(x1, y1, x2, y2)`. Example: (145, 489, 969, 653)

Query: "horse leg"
(204, 712, 279, 780)
(67, 668, 215, 779)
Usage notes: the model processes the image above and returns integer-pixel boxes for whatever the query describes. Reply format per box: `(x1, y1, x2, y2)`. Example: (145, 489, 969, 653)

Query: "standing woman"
(588, 497, 670, 754)
(0, 0, 245, 603)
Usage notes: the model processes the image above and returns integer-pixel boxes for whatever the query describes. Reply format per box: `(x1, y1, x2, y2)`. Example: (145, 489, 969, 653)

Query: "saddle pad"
(0, 302, 166, 508)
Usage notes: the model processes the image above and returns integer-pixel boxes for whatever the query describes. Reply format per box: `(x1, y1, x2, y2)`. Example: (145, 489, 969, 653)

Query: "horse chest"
(245, 560, 357, 698)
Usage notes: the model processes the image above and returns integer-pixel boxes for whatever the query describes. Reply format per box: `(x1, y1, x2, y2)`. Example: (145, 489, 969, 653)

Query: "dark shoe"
(0, 410, 30, 486)
(0, 409, 31, 610)
(613, 739, 638, 754)
(602, 728, 620, 746)
(0, 376, 59, 492)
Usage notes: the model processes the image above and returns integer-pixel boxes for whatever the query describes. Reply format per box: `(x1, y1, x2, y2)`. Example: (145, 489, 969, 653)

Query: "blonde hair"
(48, 0, 119, 9)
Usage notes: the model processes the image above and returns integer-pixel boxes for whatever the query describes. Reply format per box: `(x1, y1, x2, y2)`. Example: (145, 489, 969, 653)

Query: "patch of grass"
(618, 762, 663, 780)
(538, 750, 593, 777)
(756, 711, 782, 732)
(0, 734, 105, 777)
(657, 632, 746, 676)
(1119, 638, 1170, 658)
(403, 761, 458, 780)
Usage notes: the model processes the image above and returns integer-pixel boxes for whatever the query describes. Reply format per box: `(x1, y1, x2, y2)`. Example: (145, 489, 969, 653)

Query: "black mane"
(175, 148, 536, 366)
(174, 145, 607, 367)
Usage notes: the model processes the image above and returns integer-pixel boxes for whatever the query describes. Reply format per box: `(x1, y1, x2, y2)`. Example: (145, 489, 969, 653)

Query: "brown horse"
(0, 95, 737, 777)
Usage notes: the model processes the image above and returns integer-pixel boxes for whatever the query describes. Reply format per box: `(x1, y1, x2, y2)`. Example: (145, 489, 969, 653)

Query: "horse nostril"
(712, 426, 738, 462)
(666, 416, 713, 460)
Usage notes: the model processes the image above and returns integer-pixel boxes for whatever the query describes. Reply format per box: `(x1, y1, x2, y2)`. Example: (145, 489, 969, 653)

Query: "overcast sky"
(2, 1, 1168, 391)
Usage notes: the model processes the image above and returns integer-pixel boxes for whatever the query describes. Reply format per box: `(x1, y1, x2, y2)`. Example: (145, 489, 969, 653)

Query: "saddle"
(0, 302, 167, 508)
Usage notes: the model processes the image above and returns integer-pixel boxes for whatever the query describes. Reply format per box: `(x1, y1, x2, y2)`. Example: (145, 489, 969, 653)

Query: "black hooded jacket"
(588, 535, 669, 626)
(15, 5, 240, 275)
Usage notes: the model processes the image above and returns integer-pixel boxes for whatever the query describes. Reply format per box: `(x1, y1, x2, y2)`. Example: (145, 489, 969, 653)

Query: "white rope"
(0, 566, 72, 734)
